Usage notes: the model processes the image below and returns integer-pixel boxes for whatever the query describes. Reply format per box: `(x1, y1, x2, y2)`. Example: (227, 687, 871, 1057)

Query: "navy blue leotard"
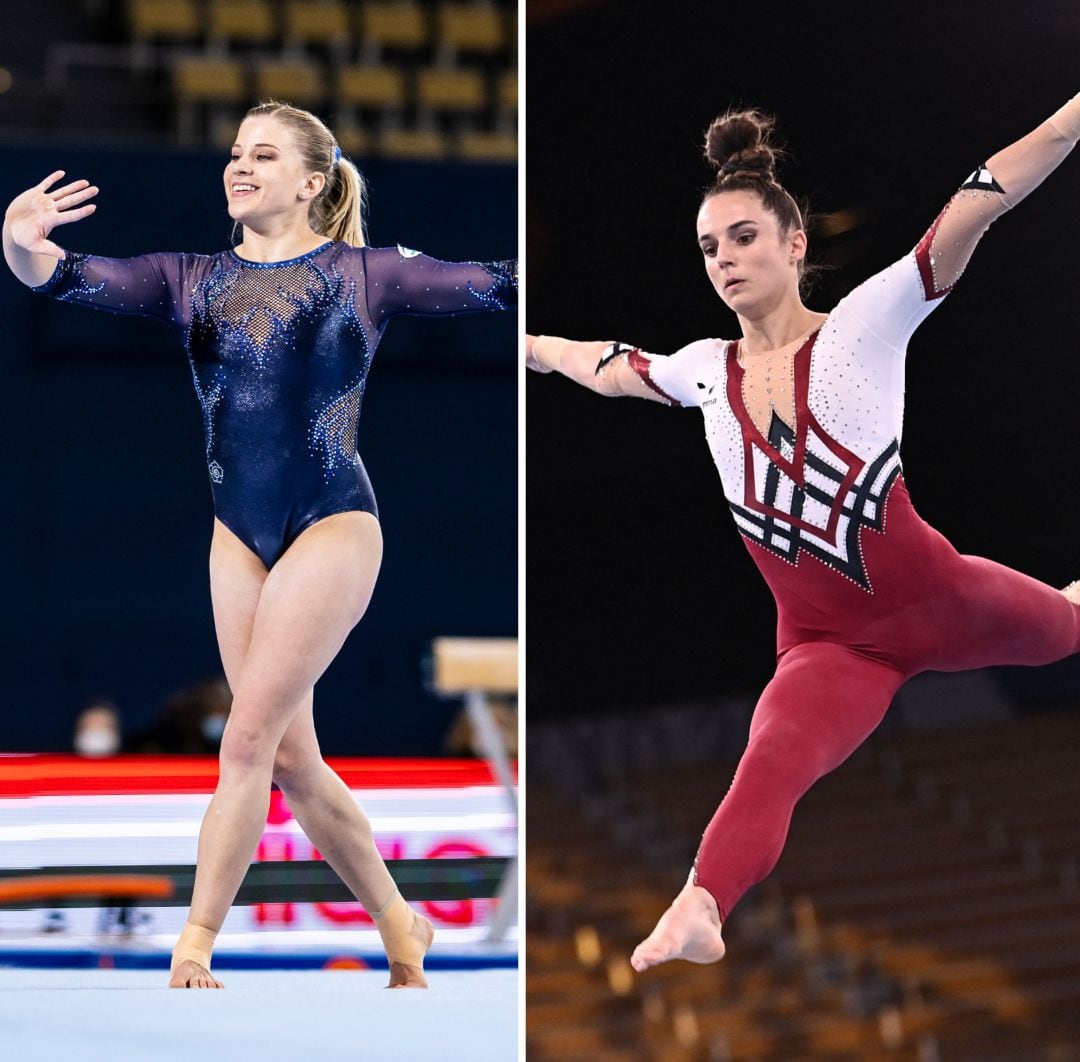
(32, 241, 516, 567)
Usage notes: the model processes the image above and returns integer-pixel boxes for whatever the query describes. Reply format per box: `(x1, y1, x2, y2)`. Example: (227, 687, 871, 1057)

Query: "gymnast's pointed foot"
(168, 958, 223, 989)
(630, 875, 725, 972)
(1063, 580, 1080, 605)
(375, 892, 435, 989)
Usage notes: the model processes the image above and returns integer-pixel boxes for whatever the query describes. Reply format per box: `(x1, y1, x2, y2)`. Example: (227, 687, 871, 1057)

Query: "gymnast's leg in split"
(631, 571, 1080, 973)
(169, 512, 433, 989)
(630, 641, 906, 972)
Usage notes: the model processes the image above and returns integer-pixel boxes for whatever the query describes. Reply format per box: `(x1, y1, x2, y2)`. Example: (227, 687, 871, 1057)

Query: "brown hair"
(234, 99, 367, 247)
(703, 107, 814, 290)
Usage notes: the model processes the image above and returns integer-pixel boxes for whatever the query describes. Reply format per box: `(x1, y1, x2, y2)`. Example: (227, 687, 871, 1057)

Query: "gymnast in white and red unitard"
(527, 89, 1080, 971)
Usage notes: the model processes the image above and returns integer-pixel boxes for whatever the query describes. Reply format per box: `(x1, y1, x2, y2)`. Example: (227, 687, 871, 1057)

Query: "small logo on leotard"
(208, 460, 224, 484)
(396, 245, 421, 258)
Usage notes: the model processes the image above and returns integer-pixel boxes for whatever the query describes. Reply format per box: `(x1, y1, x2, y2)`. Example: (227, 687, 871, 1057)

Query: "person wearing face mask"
(199, 708, 228, 748)
(528, 90, 1080, 973)
(72, 700, 122, 758)
(126, 677, 232, 754)
(3, 100, 516, 991)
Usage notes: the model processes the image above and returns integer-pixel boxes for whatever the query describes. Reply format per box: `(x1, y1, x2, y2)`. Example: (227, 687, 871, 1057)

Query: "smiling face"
(696, 189, 806, 319)
(224, 115, 326, 229)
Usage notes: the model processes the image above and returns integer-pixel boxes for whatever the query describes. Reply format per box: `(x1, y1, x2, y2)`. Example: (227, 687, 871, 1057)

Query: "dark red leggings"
(693, 482, 1080, 921)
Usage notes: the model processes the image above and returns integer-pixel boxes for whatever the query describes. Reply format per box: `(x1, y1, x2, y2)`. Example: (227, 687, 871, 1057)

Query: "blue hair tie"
(333, 145, 342, 164)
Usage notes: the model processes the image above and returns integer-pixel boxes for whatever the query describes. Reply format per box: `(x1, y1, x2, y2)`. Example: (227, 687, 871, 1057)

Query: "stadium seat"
(336, 64, 408, 110)
(496, 70, 516, 111)
(206, 0, 277, 47)
(128, 0, 201, 43)
(379, 127, 448, 160)
(282, 0, 351, 49)
(334, 124, 374, 159)
(357, 2, 430, 56)
(253, 58, 326, 106)
(437, 3, 505, 55)
(173, 55, 246, 102)
(457, 131, 515, 163)
(416, 67, 486, 114)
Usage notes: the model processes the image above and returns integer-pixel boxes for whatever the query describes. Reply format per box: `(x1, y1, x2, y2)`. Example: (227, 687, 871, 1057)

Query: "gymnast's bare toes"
(630, 880, 725, 972)
(1062, 580, 1080, 605)
(168, 959, 224, 989)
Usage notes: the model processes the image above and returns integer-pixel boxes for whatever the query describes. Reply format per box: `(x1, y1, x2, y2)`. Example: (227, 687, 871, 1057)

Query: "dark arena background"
(0, 3, 517, 1059)
(526, 0, 1080, 1059)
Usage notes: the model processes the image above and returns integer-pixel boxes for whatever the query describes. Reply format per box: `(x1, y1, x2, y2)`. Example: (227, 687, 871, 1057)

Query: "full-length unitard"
(603, 93, 1080, 922)
(32, 242, 516, 568)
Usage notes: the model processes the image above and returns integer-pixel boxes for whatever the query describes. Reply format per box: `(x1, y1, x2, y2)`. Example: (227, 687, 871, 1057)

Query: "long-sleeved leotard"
(594, 94, 1080, 921)
(32, 241, 516, 568)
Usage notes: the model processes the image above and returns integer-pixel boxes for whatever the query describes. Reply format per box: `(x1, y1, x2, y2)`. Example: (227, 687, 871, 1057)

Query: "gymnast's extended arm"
(526, 333, 674, 403)
(5, 171, 194, 327)
(921, 90, 1080, 295)
(361, 247, 517, 326)
(3, 170, 98, 287)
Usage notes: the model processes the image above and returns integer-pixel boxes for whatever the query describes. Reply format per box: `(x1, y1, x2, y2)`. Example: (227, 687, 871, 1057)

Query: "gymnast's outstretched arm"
(842, 90, 1080, 349)
(526, 333, 675, 403)
(361, 246, 516, 327)
(923, 89, 1080, 295)
(5, 171, 196, 328)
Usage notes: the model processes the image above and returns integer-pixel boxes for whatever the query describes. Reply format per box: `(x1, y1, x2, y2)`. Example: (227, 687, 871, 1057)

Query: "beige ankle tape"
(1048, 91, 1080, 146)
(373, 892, 427, 967)
(171, 922, 217, 971)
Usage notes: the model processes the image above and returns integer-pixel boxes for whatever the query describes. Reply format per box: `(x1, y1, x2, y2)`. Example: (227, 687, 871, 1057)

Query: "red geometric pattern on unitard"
(726, 333, 864, 549)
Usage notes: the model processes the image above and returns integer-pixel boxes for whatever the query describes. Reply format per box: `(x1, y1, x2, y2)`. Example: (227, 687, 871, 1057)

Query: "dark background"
(526, 0, 1080, 718)
(0, 144, 516, 754)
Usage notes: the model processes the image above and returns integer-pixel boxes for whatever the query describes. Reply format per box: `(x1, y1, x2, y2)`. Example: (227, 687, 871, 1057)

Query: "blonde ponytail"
(316, 153, 366, 247)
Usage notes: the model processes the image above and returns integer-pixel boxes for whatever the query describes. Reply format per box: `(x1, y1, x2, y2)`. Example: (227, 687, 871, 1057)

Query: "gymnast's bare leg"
(169, 512, 431, 988)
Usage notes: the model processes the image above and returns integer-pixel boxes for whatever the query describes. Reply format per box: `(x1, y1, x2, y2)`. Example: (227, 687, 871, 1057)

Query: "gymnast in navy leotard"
(3, 100, 515, 990)
(31, 240, 515, 568)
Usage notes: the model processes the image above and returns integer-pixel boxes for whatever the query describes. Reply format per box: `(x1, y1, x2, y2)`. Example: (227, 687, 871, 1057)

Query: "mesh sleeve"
(926, 93, 1080, 293)
(361, 245, 517, 329)
(840, 97, 1078, 353)
(30, 251, 194, 330)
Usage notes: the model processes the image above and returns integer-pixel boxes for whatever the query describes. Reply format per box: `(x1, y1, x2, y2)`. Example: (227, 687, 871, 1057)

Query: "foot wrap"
(171, 922, 217, 973)
(373, 892, 428, 968)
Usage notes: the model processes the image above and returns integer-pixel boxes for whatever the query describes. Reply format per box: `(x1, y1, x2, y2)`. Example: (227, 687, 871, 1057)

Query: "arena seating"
(527, 712, 1080, 1060)
(19, 0, 516, 160)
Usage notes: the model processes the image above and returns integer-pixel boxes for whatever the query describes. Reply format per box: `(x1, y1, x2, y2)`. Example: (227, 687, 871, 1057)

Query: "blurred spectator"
(72, 698, 122, 757)
(125, 676, 232, 754)
(444, 695, 518, 758)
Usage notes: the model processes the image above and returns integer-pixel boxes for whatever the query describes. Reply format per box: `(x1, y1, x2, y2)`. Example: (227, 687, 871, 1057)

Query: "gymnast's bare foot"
(630, 876, 725, 972)
(168, 958, 223, 989)
(386, 912, 435, 989)
(1063, 580, 1080, 605)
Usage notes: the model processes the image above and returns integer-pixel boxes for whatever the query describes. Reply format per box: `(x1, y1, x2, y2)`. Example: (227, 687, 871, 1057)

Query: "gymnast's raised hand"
(3, 171, 98, 271)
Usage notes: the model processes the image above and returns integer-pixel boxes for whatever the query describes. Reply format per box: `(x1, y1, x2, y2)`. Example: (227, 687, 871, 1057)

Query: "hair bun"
(704, 108, 779, 182)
